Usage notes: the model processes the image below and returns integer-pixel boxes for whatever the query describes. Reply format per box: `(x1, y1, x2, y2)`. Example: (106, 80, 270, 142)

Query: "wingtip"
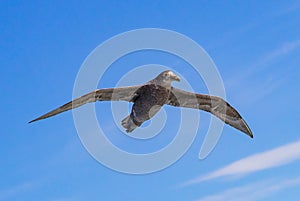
(240, 119, 253, 139)
(28, 119, 37, 124)
(248, 132, 254, 139)
(28, 117, 43, 124)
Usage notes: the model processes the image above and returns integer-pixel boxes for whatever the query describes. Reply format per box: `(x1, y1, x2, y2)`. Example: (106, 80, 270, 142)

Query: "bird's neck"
(150, 79, 171, 89)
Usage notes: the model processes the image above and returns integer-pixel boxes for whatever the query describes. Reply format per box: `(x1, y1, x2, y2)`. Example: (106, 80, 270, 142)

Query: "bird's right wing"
(29, 86, 141, 123)
(167, 87, 253, 138)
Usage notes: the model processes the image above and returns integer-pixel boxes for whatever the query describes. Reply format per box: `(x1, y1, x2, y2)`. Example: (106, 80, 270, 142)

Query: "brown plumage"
(29, 70, 253, 138)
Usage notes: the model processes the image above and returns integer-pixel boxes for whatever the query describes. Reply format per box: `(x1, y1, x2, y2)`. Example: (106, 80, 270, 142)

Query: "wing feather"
(167, 87, 253, 138)
(29, 86, 140, 123)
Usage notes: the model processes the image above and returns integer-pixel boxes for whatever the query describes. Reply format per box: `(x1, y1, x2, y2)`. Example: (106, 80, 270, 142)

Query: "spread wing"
(167, 87, 253, 138)
(29, 86, 140, 123)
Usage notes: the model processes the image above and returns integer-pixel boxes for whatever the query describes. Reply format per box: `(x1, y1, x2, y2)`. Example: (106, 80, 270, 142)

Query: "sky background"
(1, 1, 300, 201)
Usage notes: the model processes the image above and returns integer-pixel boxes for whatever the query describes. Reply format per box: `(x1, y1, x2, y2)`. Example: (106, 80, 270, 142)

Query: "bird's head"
(153, 70, 181, 87)
(162, 70, 181, 82)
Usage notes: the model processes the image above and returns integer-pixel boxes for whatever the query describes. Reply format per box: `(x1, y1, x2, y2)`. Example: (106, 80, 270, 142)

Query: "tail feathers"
(121, 115, 138, 133)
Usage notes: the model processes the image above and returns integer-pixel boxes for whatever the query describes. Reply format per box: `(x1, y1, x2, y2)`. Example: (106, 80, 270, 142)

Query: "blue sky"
(1, 1, 300, 201)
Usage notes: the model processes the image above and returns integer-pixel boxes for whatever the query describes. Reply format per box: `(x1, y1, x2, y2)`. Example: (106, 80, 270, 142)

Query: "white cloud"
(183, 140, 300, 186)
(196, 176, 300, 201)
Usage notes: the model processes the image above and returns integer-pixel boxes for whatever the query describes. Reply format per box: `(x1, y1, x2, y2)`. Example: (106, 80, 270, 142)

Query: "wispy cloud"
(227, 39, 300, 89)
(0, 181, 36, 201)
(196, 176, 300, 201)
(183, 140, 300, 186)
(225, 39, 300, 106)
(258, 40, 300, 65)
(274, 1, 300, 16)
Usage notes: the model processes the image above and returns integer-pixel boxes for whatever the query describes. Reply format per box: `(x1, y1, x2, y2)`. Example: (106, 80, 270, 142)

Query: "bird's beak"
(170, 72, 181, 82)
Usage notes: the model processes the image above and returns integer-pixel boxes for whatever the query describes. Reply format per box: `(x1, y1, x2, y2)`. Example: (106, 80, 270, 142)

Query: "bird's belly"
(132, 97, 163, 124)
(131, 87, 169, 125)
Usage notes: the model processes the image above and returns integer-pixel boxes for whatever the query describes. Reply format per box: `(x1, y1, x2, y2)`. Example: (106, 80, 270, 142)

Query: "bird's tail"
(121, 115, 138, 133)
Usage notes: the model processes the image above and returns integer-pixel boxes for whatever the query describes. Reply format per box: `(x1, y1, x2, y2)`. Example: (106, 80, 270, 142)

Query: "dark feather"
(130, 84, 169, 125)
(167, 87, 253, 138)
(29, 86, 140, 123)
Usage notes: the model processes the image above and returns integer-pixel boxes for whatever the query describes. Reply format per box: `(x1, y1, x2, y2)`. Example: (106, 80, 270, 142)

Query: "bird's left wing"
(29, 86, 140, 123)
(167, 87, 253, 138)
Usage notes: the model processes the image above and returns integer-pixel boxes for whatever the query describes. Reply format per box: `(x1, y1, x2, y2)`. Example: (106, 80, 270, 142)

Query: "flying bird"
(29, 70, 253, 138)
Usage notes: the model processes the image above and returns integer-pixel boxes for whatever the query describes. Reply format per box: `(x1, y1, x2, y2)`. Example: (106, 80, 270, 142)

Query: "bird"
(29, 70, 253, 138)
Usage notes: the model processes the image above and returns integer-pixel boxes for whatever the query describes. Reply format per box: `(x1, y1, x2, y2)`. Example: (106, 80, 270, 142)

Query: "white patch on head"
(163, 71, 172, 83)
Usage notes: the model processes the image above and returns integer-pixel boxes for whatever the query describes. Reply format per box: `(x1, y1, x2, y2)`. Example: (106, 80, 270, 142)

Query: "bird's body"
(29, 70, 253, 138)
(122, 84, 170, 132)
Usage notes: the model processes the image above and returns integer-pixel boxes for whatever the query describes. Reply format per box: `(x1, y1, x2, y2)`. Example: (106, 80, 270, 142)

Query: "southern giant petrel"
(29, 70, 253, 138)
